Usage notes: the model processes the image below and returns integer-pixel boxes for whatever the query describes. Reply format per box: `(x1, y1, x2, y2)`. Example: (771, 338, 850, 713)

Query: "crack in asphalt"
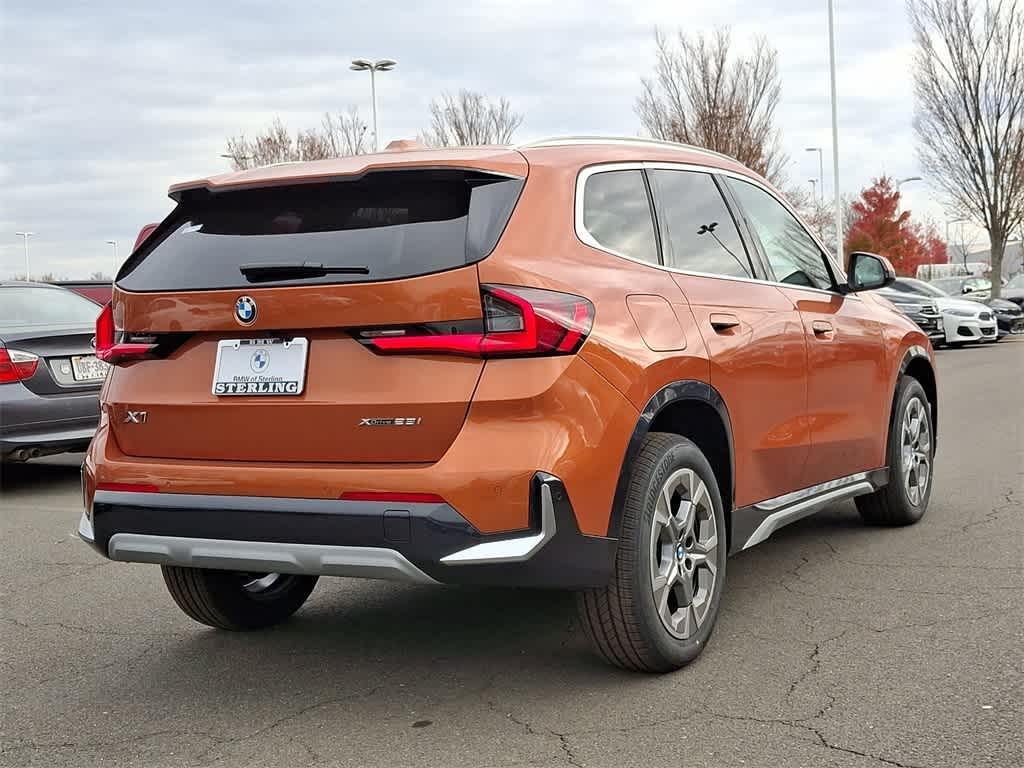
(490, 702, 584, 767)
(958, 487, 1019, 534)
(703, 711, 926, 768)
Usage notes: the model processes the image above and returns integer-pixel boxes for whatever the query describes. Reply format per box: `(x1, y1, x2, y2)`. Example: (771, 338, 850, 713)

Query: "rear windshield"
(118, 169, 523, 291)
(0, 286, 103, 327)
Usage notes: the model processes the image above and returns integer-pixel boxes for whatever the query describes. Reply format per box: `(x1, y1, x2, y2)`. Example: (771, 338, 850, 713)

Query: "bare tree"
(637, 28, 788, 184)
(225, 108, 369, 170)
(910, 0, 1024, 297)
(421, 90, 523, 147)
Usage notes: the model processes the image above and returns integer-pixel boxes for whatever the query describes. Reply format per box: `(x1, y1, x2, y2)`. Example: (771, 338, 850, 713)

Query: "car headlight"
(945, 308, 979, 317)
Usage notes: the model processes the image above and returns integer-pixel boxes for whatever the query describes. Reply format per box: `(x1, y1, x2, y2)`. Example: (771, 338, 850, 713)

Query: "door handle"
(710, 313, 740, 332)
(812, 320, 834, 336)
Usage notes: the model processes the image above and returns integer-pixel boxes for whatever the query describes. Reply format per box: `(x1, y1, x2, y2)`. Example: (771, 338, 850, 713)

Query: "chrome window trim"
(574, 161, 853, 298)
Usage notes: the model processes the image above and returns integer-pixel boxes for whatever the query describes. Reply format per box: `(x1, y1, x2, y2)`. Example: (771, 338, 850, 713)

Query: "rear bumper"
(79, 472, 618, 588)
(0, 383, 99, 457)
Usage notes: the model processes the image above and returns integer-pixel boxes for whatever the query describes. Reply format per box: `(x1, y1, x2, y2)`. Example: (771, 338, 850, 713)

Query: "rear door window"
(725, 178, 834, 290)
(649, 169, 754, 278)
(117, 169, 523, 292)
(581, 170, 659, 265)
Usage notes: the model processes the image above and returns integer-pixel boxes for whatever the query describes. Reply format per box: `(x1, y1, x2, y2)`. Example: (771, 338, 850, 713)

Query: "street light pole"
(827, 0, 843, 261)
(350, 58, 397, 152)
(15, 231, 34, 281)
(895, 176, 923, 215)
(809, 178, 818, 199)
(805, 147, 824, 201)
(106, 240, 119, 277)
(946, 218, 968, 269)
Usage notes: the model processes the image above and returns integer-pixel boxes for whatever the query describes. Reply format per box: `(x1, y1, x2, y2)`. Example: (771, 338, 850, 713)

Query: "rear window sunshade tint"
(117, 168, 524, 292)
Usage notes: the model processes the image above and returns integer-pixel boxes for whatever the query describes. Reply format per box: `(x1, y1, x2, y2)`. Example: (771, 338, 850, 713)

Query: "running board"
(733, 469, 889, 552)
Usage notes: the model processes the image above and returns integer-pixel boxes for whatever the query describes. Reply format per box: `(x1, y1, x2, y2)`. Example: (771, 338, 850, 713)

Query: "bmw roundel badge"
(235, 296, 257, 325)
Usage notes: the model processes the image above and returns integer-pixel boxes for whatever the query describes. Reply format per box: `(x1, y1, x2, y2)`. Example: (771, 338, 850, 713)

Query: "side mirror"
(961, 285, 974, 294)
(847, 252, 896, 292)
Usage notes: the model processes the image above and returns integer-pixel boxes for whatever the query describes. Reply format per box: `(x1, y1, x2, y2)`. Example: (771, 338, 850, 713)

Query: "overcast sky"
(0, 0, 988, 279)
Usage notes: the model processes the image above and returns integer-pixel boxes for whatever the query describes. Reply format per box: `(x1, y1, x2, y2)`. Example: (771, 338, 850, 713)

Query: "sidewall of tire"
(627, 436, 728, 669)
(884, 377, 933, 523)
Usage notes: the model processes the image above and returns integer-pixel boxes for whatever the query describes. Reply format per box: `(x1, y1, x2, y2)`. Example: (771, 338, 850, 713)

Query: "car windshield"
(930, 278, 963, 294)
(0, 285, 103, 327)
(964, 278, 992, 291)
(902, 279, 947, 297)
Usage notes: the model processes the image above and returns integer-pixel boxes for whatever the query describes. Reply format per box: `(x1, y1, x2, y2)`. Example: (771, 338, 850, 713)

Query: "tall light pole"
(946, 218, 968, 269)
(827, 0, 843, 262)
(350, 58, 397, 152)
(895, 176, 923, 215)
(15, 231, 34, 281)
(805, 147, 824, 201)
(808, 178, 818, 199)
(105, 240, 119, 277)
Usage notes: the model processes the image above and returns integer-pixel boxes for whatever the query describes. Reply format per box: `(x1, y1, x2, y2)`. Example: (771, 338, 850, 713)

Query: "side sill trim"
(440, 481, 557, 565)
(738, 470, 888, 551)
(106, 534, 439, 584)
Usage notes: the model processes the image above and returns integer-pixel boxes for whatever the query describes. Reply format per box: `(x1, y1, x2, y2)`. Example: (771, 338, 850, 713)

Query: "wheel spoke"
(688, 481, 709, 533)
(659, 485, 681, 539)
(676, 571, 694, 605)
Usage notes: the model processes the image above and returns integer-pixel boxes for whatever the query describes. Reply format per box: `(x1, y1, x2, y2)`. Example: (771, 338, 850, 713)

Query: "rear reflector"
(95, 303, 157, 364)
(0, 348, 40, 384)
(339, 491, 446, 504)
(367, 285, 594, 358)
(96, 482, 160, 493)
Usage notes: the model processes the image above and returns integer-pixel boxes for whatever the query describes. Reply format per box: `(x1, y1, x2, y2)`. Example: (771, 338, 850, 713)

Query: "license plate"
(71, 355, 109, 382)
(212, 338, 308, 396)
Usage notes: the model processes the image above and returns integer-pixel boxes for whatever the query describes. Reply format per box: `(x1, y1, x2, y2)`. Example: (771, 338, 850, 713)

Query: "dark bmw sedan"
(0, 282, 105, 461)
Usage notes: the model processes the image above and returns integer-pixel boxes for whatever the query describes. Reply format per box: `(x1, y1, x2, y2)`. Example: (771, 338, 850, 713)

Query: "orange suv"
(79, 137, 937, 671)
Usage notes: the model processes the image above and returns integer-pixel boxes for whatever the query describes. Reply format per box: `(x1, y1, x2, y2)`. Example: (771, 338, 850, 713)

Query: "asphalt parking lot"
(1, 340, 1021, 768)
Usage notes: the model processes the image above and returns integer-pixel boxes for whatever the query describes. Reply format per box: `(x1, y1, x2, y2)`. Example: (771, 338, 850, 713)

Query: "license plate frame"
(212, 337, 309, 397)
(70, 354, 109, 382)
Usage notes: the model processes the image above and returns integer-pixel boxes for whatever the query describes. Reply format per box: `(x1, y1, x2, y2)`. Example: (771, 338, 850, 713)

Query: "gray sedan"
(0, 282, 105, 461)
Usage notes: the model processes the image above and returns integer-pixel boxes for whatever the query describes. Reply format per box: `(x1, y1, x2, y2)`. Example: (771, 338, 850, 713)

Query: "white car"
(889, 278, 998, 345)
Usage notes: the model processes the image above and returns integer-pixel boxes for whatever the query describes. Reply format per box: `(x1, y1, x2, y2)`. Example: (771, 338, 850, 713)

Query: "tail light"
(0, 348, 40, 383)
(365, 285, 594, 358)
(95, 303, 157, 364)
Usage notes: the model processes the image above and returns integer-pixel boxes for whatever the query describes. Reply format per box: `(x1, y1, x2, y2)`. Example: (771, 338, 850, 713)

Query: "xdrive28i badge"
(235, 296, 257, 325)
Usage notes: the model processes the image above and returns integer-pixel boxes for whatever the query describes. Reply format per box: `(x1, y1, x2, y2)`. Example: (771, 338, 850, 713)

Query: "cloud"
(0, 0, 982, 278)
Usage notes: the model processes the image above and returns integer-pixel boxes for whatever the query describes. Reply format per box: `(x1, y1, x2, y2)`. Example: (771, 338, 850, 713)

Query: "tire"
(576, 433, 728, 672)
(855, 376, 933, 526)
(161, 566, 317, 630)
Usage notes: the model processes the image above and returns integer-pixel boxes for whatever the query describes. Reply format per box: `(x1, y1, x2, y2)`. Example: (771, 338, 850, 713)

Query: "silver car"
(0, 282, 106, 461)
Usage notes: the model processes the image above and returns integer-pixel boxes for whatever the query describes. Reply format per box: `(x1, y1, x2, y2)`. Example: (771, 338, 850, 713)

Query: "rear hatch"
(105, 162, 526, 463)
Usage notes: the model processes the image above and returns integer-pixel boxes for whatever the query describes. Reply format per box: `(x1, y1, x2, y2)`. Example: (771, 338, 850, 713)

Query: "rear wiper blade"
(239, 262, 370, 282)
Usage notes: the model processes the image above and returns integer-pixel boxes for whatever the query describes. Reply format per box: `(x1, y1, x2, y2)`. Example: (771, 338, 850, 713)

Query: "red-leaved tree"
(844, 176, 948, 275)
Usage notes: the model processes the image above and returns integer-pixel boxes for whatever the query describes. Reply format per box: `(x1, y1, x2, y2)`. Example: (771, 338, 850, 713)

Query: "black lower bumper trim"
(86, 473, 617, 589)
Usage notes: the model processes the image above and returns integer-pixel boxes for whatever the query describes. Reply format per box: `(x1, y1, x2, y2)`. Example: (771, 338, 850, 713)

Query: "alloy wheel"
(901, 396, 931, 506)
(649, 468, 720, 639)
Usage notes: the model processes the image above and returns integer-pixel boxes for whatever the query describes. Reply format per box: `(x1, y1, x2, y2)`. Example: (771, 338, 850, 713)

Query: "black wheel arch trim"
(895, 344, 938, 454)
(606, 379, 735, 539)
